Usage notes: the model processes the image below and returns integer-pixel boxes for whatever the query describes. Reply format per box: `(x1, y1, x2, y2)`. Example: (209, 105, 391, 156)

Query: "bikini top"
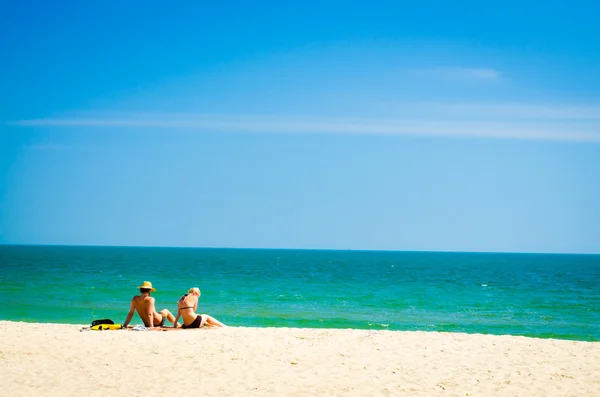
(179, 294, 195, 310)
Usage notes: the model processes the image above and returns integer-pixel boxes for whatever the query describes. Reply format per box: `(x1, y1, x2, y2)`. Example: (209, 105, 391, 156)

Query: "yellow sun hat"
(137, 281, 156, 292)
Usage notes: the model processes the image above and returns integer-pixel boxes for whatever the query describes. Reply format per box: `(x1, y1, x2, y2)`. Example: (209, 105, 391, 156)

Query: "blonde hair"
(188, 287, 201, 296)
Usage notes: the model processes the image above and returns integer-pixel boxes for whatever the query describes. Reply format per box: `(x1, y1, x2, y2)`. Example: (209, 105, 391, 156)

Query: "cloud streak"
(8, 107, 600, 143)
(393, 102, 600, 120)
(408, 67, 503, 81)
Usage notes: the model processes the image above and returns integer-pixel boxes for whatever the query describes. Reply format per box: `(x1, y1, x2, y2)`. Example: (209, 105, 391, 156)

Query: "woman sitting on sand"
(173, 287, 226, 329)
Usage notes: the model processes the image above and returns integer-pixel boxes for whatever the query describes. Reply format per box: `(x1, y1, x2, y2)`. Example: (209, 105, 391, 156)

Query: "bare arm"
(147, 297, 156, 328)
(122, 299, 135, 328)
(173, 306, 181, 328)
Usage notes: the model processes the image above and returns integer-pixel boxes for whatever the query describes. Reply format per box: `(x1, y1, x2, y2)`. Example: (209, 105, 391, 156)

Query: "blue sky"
(1, 1, 600, 253)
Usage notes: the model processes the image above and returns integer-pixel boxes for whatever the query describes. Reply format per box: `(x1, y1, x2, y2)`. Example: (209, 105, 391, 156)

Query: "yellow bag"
(91, 323, 123, 331)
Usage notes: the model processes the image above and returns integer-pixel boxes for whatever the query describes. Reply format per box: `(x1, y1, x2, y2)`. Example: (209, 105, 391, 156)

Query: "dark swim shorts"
(182, 315, 203, 329)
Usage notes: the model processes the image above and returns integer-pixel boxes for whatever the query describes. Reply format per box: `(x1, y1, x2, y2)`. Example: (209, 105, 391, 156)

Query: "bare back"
(131, 295, 159, 327)
(178, 294, 198, 325)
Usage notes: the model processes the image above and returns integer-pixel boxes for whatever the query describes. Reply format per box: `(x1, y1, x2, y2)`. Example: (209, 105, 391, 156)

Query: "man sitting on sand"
(122, 281, 178, 329)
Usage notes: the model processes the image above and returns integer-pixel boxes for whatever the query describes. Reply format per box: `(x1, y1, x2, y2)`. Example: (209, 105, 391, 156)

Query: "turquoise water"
(0, 245, 598, 341)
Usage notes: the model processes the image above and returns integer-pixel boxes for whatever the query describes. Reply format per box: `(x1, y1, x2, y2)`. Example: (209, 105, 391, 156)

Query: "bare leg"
(199, 315, 208, 327)
(159, 309, 179, 327)
(201, 314, 226, 327)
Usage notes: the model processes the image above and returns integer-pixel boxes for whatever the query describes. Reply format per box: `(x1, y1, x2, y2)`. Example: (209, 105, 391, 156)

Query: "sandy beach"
(1, 321, 598, 396)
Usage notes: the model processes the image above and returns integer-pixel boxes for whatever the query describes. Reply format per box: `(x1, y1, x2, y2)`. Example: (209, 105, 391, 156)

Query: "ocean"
(0, 245, 598, 341)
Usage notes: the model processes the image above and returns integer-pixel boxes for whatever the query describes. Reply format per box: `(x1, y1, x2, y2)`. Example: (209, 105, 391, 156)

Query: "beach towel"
(131, 325, 148, 331)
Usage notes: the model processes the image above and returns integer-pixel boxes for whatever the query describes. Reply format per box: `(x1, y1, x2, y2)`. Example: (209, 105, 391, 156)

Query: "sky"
(1, 1, 600, 253)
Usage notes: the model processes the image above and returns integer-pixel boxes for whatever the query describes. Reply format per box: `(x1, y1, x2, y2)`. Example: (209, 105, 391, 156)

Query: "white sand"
(1, 321, 598, 396)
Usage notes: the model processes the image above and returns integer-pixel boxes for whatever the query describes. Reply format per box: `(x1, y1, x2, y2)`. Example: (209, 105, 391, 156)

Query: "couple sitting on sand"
(122, 281, 226, 329)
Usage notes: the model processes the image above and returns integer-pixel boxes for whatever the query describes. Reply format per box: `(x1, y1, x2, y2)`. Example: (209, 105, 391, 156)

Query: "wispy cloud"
(7, 105, 600, 143)
(408, 67, 503, 81)
(385, 102, 600, 121)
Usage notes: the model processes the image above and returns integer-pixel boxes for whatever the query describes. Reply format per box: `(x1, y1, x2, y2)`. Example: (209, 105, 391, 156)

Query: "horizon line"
(1, 242, 598, 256)
(7, 112, 600, 143)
